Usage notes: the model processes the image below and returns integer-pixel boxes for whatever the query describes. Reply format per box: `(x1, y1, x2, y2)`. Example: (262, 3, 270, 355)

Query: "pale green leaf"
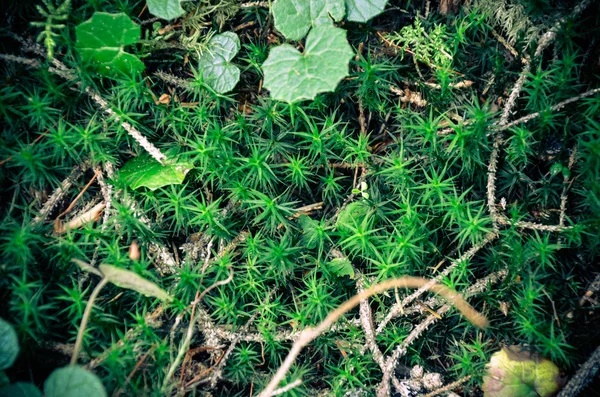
(336, 201, 370, 234)
(75, 12, 144, 77)
(272, 0, 345, 40)
(71, 259, 103, 277)
(345, 0, 388, 22)
(198, 32, 241, 93)
(482, 346, 564, 397)
(99, 264, 172, 301)
(262, 23, 354, 103)
(0, 382, 42, 397)
(119, 155, 194, 191)
(0, 318, 19, 371)
(328, 257, 355, 278)
(147, 0, 185, 20)
(44, 366, 106, 397)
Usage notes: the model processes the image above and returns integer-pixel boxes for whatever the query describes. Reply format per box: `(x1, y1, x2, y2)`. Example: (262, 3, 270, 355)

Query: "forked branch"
(257, 276, 488, 397)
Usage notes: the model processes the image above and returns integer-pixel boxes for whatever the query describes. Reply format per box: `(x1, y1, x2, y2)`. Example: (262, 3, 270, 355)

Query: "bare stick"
(271, 379, 303, 396)
(161, 267, 233, 391)
(557, 346, 600, 397)
(256, 277, 488, 397)
(7, 39, 167, 164)
(377, 232, 498, 334)
(71, 278, 109, 365)
(31, 161, 89, 227)
(418, 375, 471, 397)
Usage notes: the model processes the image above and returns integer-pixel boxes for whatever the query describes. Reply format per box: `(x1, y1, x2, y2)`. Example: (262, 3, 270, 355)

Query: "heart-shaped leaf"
(482, 346, 564, 397)
(0, 382, 42, 397)
(0, 318, 19, 371)
(262, 23, 354, 103)
(99, 264, 172, 301)
(272, 0, 346, 40)
(198, 32, 241, 93)
(44, 366, 106, 397)
(147, 0, 185, 20)
(119, 155, 194, 190)
(75, 12, 144, 77)
(345, 0, 388, 22)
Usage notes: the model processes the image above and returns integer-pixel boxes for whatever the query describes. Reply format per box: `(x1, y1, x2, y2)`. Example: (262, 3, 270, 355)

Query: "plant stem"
(71, 278, 108, 365)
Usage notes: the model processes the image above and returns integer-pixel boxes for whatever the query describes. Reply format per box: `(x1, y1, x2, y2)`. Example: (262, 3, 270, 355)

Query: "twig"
(71, 278, 109, 365)
(31, 161, 90, 227)
(55, 202, 106, 234)
(271, 379, 303, 396)
(417, 375, 471, 397)
(161, 267, 234, 391)
(257, 277, 488, 397)
(497, 88, 600, 131)
(376, 232, 498, 334)
(9, 38, 167, 163)
(240, 1, 269, 7)
(557, 346, 600, 397)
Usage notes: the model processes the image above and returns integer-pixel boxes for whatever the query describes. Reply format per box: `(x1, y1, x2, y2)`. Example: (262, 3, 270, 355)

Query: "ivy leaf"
(147, 0, 185, 20)
(0, 318, 19, 371)
(0, 383, 43, 397)
(262, 23, 354, 103)
(119, 155, 194, 191)
(99, 264, 172, 301)
(44, 366, 106, 397)
(198, 32, 241, 93)
(345, 0, 388, 22)
(482, 346, 565, 397)
(272, 0, 346, 40)
(75, 12, 144, 77)
(328, 257, 355, 278)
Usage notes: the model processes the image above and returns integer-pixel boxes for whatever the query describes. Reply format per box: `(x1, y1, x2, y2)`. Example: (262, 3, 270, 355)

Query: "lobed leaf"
(75, 12, 144, 77)
(198, 32, 241, 93)
(272, 0, 346, 40)
(147, 0, 185, 21)
(262, 23, 354, 103)
(345, 0, 388, 22)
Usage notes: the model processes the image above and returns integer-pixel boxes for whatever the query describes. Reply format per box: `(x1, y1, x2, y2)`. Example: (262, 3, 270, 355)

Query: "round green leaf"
(262, 23, 354, 103)
(44, 366, 106, 397)
(0, 318, 19, 371)
(119, 155, 194, 191)
(198, 32, 241, 93)
(345, 0, 389, 22)
(147, 0, 185, 21)
(0, 382, 43, 397)
(273, 0, 346, 40)
(75, 12, 144, 77)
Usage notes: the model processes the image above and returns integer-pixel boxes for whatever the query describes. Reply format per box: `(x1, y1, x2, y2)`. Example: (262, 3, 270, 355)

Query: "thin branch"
(557, 345, 600, 397)
(377, 232, 498, 334)
(417, 375, 471, 397)
(7, 39, 167, 163)
(257, 277, 488, 397)
(71, 278, 109, 365)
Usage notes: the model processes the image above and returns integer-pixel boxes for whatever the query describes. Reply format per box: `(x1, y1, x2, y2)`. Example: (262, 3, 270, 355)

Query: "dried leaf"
(99, 264, 172, 301)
